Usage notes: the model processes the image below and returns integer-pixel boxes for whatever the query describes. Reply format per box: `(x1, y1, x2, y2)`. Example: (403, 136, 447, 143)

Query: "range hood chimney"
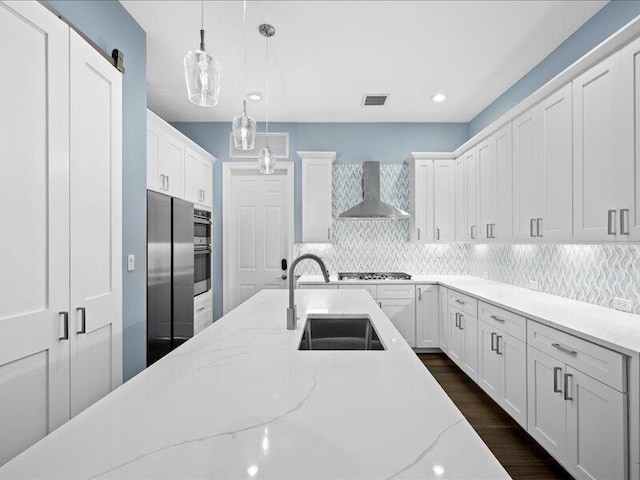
(339, 161, 410, 220)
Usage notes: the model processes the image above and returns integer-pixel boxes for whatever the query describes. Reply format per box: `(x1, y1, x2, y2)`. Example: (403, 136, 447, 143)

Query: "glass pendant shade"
(184, 31, 221, 107)
(258, 146, 276, 174)
(232, 100, 256, 150)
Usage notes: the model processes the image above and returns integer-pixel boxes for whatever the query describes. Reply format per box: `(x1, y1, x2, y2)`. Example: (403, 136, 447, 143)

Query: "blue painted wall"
(172, 121, 468, 320)
(45, 1, 147, 381)
(469, 0, 640, 136)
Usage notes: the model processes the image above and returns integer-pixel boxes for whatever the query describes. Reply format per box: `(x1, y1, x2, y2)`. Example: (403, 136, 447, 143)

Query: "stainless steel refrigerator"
(147, 191, 194, 366)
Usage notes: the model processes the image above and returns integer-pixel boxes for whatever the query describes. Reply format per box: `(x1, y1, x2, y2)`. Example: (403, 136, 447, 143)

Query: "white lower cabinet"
(380, 298, 416, 348)
(448, 306, 478, 381)
(194, 291, 213, 335)
(478, 320, 527, 427)
(438, 287, 449, 351)
(415, 285, 439, 349)
(527, 346, 626, 479)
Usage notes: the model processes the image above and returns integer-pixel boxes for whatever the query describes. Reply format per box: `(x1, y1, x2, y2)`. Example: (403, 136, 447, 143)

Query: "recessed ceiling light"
(432, 93, 446, 103)
(247, 92, 262, 102)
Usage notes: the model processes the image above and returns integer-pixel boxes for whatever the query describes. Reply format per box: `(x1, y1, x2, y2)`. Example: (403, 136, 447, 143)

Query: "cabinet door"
(573, 53, 623, 242)
(621, 36, 640, 241)
(448, 308, 465, 368)
(493, 124, 513, 241)
(69, 29, 123, 417)
(433, 161, 455, 243)
(460, 312, 478, 382)
(513, 108, 541, 241)
(411, 160, 433, 243)
(147, 111, 163, 193)
(415, 285, 439, 348)
(161, 133, 185, 199)
(438, 287, 448, 351)
(539, 84, 573, 241)
(527, 347, 567, 462)
(464, 149, 479, 242)
(301, 158, 333, 242)
(184, 147, 199, 204)
(198, 156, 213, 209)
(454, 157, 467, 242)
(499, 333, 527, 428)
(477, 138, 495, 241)
(381, 298, 416, 348)
(0, 1, 71, 464)
(566, 367, 626, 480)
(478, 321, 501, 403)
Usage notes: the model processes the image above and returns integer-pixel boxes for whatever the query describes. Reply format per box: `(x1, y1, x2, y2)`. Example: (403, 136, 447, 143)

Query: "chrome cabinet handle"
(563, 373, 573, 401)
(490, 314, 506, 323)
(59, 311, 69, 340)
(486, 224, 491, 239)
(459, 314, 464, 330)
(551, 342, 577, 357)
(417, 228, 421, 240)
(327, 227, 331, 240)
(196, 306, 206, 313)
(455, 299, 465, 305)
(436, 227, 440, 240)
(620, 209, 629, 235)
(530, 218, 536, 237)
(553, 367, 562, 393)
(607, 210, 617, 235)
(454, 313, 459, 328)
(491, 332, 497, 352)
(76, 307, 86, 334)
(166, 175, 170, 191)
(536, 218, 543, 237)
(470, 225, 476, 239)
(418, 288, 422, 301)
(378, 301, 382, 308)
(496, 335, 502, 354)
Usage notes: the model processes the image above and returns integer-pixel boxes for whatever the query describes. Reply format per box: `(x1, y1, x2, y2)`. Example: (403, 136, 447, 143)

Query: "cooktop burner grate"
(337, 272, 412, 281)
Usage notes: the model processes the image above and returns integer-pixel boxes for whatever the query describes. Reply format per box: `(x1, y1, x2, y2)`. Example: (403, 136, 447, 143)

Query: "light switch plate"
(127, 254, 135, 272)
(613, 297, 633, 313)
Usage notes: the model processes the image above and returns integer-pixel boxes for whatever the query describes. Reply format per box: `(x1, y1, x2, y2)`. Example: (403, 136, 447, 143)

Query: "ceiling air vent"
(229, 132, 289, 159)
(362, 94, 389, 107)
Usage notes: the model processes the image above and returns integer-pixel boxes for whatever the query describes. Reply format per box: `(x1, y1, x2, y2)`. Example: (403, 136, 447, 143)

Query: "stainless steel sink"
(298, 314, 385, 350)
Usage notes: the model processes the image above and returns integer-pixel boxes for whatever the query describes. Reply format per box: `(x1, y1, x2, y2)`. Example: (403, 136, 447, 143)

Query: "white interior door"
(223, 163, 294, 314)
(0, 1, 70, 464)
(69, 29, 122, 417)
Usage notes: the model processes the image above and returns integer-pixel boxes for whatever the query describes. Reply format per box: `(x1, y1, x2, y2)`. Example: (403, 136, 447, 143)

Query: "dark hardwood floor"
(418, 353, 573, 480)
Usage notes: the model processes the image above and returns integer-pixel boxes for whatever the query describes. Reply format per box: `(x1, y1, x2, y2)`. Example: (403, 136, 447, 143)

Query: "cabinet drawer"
(194, 308, 212, 335)
(478, 301, 526, 342)
(338, 284, 377, 298)
(528, 320, 626, 392)
(377, 284, 415, 299)
(448, 290, 478, 317)
(195, 290, 212, 308)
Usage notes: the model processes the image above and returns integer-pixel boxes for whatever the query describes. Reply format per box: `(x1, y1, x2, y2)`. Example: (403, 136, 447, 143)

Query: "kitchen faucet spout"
(287, 254, 330, 330)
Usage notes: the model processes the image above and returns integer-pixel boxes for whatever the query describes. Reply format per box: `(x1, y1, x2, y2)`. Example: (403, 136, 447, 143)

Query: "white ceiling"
(121, 0, 607, 123)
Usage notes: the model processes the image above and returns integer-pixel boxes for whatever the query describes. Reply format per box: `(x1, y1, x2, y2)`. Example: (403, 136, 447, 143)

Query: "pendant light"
(184, 0, 221, 107)
(232, 0, 256, 150)
(258, 23, 276, 174)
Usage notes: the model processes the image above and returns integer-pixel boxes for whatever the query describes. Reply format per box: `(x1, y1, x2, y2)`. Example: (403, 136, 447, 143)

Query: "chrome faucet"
(287, 254, 330, 330)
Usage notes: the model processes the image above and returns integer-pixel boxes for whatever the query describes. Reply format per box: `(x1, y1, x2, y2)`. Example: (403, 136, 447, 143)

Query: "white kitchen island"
(0, 289, 508, 479)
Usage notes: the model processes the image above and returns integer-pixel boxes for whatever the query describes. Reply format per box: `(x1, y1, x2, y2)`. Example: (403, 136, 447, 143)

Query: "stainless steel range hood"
(339, 161, 410, 220)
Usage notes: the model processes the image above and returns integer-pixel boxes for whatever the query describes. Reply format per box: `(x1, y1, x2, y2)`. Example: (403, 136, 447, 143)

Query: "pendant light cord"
(201, 0, 204, 30)
(265, 32, 269, 138)
(242, 0, 247, 98)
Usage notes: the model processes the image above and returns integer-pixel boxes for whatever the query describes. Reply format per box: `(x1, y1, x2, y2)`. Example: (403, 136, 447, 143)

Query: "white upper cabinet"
(514, 84, 572, 241)
(408, 157, 434, 242)
(454, 156, 467, 242)
(573, 53, 626, 242)
(433, 161, 455, 243)
(621, 36, 640, 241)
(464, 148, 479, 242)
(477, 124, 513, 241)
(299, 151, 336, 242)
(147, 109, 215, 209)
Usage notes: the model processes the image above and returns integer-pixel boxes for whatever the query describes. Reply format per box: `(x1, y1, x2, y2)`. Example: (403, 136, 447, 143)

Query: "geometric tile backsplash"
(296, 164, 640, 314)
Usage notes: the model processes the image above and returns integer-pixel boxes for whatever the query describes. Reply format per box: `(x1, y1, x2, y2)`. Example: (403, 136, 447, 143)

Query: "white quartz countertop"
(297, 275, 640, 355)
(0, 290, 509, 480)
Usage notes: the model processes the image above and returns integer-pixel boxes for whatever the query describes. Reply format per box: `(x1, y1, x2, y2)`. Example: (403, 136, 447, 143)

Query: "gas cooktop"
(338, 272, 412, 281)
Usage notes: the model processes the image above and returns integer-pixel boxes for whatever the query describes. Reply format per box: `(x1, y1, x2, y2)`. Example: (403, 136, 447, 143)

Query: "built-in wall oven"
(194, 209, 212, 297)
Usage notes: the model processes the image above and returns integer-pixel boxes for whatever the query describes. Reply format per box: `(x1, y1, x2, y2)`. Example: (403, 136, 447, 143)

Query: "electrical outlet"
(613, 297, 633, 313)
(127, 254, 135, 272)
(528, 279, 539, 291)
